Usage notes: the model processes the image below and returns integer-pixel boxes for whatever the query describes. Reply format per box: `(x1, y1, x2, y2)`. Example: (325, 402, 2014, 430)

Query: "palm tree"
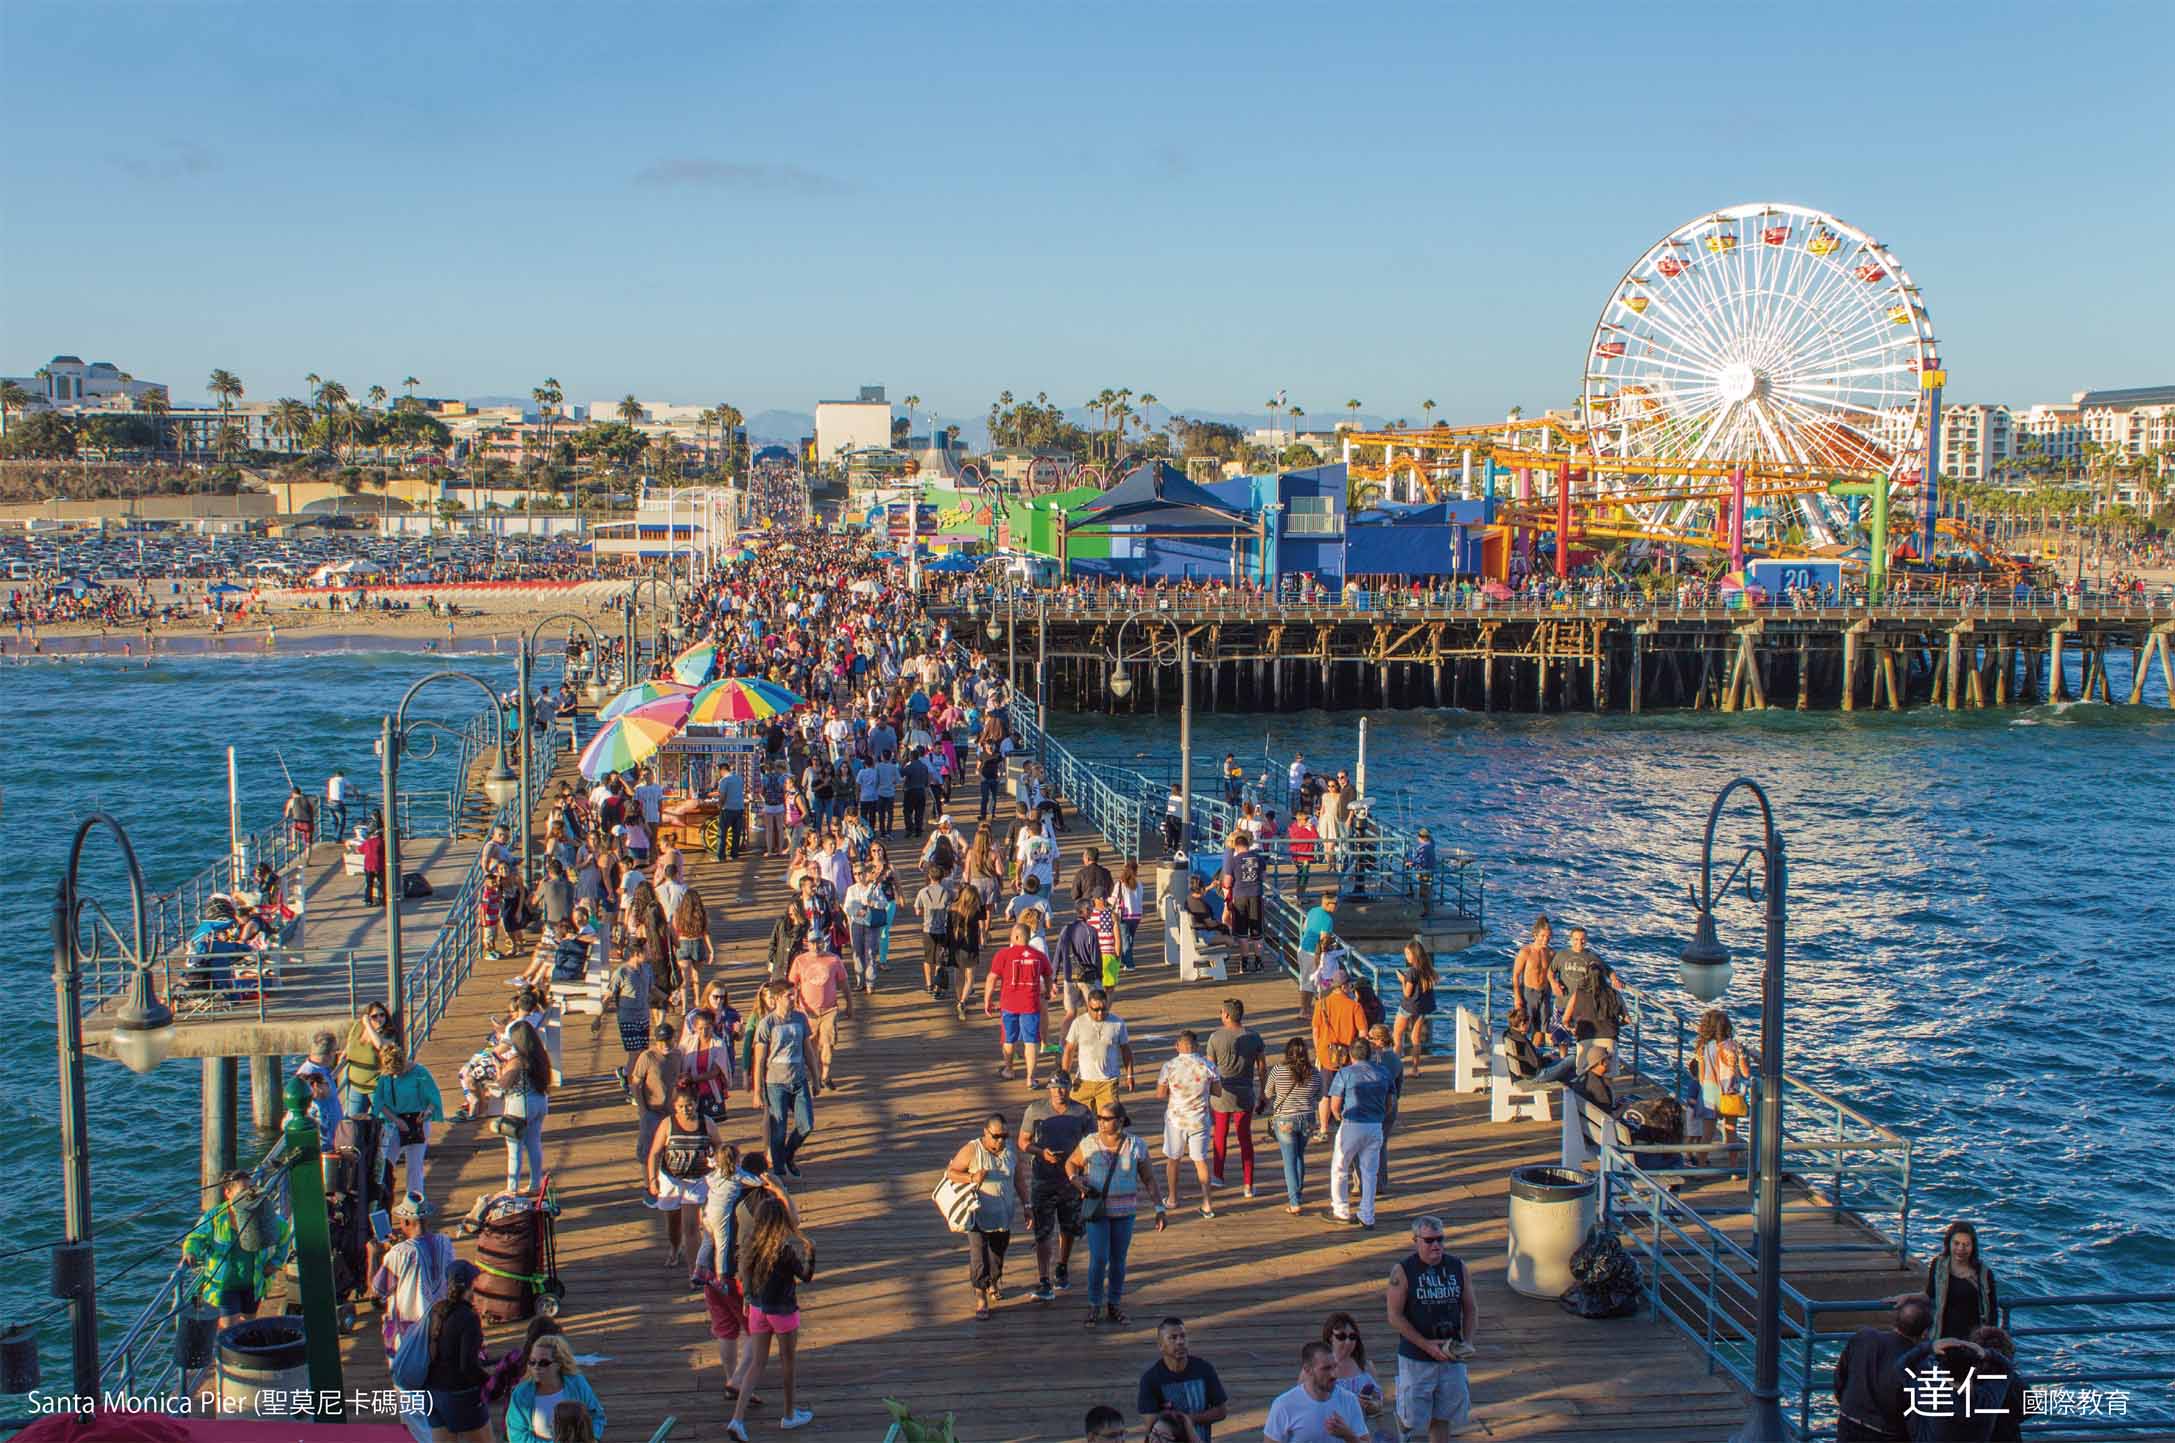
(270, 398, 312, 455)
(316, 379, 350, 414)
(402, 375, 420, 401)
(140, 389, 174, 459)
(1344, 398, 1362, 429)
(697, 408, 718, 470)
(207, 369, 244, 459)
(1266, 396, 1282, 448)
(903, 395, 922, 446)
(996, 390, 1015, 448)
(0, 380, 29, 440)
(617, 394, 643, 425)
(305, 373, 322, 408)
(1507, 405, 1524, 422)
(367, 384, 388, 412)
(716, 404, 744, 477)
(1138, 392, 1159, 436)
(1288, 404, 1305, 437)
(1422, 399, 1438, 427)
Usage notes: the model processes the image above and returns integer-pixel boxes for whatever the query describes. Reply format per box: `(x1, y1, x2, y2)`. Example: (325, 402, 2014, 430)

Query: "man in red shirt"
(982, 920, 1054, 1087)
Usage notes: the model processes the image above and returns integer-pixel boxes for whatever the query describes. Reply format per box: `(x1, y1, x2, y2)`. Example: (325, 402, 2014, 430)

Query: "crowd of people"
(152, 521, 2041, 1443)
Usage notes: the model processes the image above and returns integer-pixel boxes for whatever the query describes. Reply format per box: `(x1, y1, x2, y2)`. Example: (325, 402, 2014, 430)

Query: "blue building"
(1057, 462, 1491, 588)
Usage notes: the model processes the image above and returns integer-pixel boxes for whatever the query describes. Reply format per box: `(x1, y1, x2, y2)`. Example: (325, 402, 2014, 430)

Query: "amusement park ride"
(1344, 202, 2028, 599)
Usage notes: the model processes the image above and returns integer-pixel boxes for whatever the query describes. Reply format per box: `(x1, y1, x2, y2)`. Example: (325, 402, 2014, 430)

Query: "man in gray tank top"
(1384, 1214, 1476, 1441)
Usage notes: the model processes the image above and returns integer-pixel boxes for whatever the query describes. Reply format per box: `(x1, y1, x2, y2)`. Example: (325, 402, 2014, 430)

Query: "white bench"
(554, 963, 610, 1017)
(1489, 1038, 1555, 1124)
(1172, 913, 1230, 983)
(1452, 1006, 1488, 1094)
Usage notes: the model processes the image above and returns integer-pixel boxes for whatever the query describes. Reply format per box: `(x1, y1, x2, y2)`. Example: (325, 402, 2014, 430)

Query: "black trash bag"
(1560, 1225, 1642, 1319)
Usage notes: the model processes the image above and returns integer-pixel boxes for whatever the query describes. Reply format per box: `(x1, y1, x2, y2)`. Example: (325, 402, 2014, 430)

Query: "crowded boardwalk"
(334, 791, 1762, 1440)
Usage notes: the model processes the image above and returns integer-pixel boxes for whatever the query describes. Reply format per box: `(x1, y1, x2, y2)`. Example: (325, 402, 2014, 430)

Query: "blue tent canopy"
(922, 554, 981, 575)
(207, 582, 247, 595)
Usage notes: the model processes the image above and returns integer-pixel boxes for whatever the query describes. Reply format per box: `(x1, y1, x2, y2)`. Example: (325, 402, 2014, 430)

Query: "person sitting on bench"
(1184, 875, 1226, 940)
(1504, 1007, 1577, 1087)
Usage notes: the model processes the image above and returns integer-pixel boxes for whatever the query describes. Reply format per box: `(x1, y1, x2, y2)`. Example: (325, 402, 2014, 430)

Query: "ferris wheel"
(1579, 202, 1937, 544)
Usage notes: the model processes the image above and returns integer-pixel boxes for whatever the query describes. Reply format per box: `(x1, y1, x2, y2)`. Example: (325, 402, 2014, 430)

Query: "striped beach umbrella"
(671, 642, 722, 686)
(576, 697, 689, 779)
(685, 677, 804, 726)
(597, 679, 694, 721)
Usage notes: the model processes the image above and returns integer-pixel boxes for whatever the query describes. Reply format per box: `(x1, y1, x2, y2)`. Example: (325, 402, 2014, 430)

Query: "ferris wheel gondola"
(1579, 202, 1937, 545)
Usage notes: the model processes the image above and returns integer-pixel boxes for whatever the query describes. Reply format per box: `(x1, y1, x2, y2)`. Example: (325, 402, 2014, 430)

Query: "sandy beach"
(12, 579, 632, 654)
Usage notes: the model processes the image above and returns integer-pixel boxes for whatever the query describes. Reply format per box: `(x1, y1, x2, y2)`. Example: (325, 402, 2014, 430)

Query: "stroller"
(464, 1177, 565, 1322)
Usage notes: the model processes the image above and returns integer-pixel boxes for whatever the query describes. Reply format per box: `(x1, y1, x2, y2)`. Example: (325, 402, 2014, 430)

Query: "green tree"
(617, 394, 644, 425)
(271, 397, 313, 454)
(403, 375, 420, 400)
(716, 403, 745, 476)
(0, 379, 30, 439)
(0, 411, 78, 459)
(1422, 399, 1438, 426)
(207, 369, 245, 459)
(139, 388, 174, 459)
(1344, 398, 1362, 427)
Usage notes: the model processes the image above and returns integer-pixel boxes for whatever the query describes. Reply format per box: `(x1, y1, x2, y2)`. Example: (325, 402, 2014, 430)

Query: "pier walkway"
(329, 797, 1841, 1443)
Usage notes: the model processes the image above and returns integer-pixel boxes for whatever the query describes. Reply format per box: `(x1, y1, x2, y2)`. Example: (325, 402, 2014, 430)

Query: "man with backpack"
(1558, 929, 1625, 1071)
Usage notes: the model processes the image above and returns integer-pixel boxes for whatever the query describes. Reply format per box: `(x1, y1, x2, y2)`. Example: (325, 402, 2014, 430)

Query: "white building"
(814, 386, 894, 471)
(2, 354, 168, 408)
(2012, 403, 2085, 472)
(2075, 386, 2175, 467)
(1936, 403, 2012, 484)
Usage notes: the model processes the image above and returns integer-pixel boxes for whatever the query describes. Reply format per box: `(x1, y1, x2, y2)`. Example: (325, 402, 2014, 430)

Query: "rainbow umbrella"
(576, 697, 689, 779)
(686, 677, 804, 725)
(671, 642, 722, 686)
(597, 679, 694, 721)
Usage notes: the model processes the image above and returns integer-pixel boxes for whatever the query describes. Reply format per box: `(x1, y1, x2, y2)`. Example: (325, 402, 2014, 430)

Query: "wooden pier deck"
(84, 835, 478, 1060)
(332, 795, 1837, 1443)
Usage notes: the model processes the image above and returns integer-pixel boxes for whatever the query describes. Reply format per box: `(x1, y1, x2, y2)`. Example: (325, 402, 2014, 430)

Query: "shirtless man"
(1512, 916, 1556, 1037)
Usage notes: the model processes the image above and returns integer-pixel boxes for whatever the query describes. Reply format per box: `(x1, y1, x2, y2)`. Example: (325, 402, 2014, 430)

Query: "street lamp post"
(1107, 616, 1193, 848)
(1677, 777, 1788, 1443)
(381, 672, 520, 1027)
(518, 613, 610, 884)
(51, 813, 176, 1397)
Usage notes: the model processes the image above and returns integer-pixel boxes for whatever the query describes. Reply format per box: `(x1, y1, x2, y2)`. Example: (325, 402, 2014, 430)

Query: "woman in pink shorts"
(726, 1193, 816, 1438)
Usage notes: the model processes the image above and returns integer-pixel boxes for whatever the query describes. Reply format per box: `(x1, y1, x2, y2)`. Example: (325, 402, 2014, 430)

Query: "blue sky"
(2, 1, 2169, 424)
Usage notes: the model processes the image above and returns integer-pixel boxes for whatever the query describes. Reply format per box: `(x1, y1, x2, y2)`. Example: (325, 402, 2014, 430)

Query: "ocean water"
(0, 645, 524, 1372)
(1052, 695, 2175, 1348)
(2, 646, 2169, 1393)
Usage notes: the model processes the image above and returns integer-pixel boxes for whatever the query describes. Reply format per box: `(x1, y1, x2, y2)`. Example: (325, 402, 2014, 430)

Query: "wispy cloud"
(631, 159, 850, 196)
(108, 143, 220, 180)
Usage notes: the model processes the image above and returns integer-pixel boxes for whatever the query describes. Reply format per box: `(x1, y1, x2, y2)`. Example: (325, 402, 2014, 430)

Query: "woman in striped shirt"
(1263, 1037, 1323, 1215)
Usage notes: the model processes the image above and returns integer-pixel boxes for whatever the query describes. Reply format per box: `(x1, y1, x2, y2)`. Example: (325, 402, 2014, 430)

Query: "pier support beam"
(1796, 633, 1811, 711)
(202, 1055, 237, 1187)
(1629, 631, 1645, 715)
(1841, 626, 1862, 713)
(250, 1054, 283, 1132)
(1945, 627, 1965, 712)
(2048, 628, 2068, 702)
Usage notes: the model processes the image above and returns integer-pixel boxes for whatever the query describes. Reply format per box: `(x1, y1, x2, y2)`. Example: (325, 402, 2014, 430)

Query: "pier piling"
(249, 1054, 283, 1131)
(201, 1056, 237, 1187)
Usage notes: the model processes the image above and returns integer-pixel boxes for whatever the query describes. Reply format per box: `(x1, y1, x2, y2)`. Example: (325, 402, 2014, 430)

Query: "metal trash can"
(1505, 1165, 1596, 1298)
(214, 1316, 310, 1416)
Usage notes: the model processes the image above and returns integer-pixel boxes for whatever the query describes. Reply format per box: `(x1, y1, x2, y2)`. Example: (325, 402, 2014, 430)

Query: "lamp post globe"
(109, 966, 175, 1075)
(1679, 911, 1734, 1004)
(985, 619, 1003, 640)
(483, 761, 520, 808)
(1108, 666, 1134, 700)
